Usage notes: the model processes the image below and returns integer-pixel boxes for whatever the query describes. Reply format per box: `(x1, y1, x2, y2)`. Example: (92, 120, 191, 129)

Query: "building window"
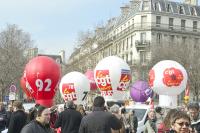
(156, 16, 161, 27)
(126, 37, 129, 50)
(190, 7, 196, 16)
(119, 43, 121, 53)
(143, 1, 149, 10)
(141, 16, 147, 28)
(170, 35, 175, 42)
(140, 51, 146, 64)
(194, 38, 199, 45)
(123, 40, 125, 51)
(179, 6, 184, 14)
(126, 54, 128, 63)
(167, 4, 172, 12)
(193, 21, 197, 32)
(169, 18, 174, 30)
(154, 2, 160, 11)
(141, 33, 146, 43)
(130, 52, 133, 64)
(182, 36, 186, 43)
(181, 19, 186, 30)
(157, 33, 162, 43)
(131, 35, 133, 47)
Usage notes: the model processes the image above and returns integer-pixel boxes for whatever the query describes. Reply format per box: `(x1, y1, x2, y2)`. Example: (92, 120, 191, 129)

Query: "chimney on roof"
(120, 5, 130, 15)
(95, 27, 104, 35)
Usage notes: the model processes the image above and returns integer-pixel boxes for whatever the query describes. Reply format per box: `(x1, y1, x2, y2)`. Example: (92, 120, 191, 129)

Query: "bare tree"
(0, 24, 33, 101)
(149, 38, 200, 102)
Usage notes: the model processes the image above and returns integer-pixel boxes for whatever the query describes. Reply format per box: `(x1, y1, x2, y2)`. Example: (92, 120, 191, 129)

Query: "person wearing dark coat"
(8, 101, 27, 133)
(6, 104, 13, 128)
(21, 105, 53, 133)
(79, 96, 122, 133)
(55, 101, 82, 133)
(0, 102, 7, 132)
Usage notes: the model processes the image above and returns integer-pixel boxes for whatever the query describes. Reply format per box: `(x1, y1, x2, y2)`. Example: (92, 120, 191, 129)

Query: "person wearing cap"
(79, 96, 122, 133)
(8, 101, 27, 133)
(21, 105, 53, 133)
(55, 100, 82, 133)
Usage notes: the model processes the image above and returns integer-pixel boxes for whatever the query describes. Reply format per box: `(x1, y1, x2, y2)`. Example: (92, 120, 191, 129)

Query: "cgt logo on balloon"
(95, 70, 113, 96)
(163, 67, 183, 87)
(62, 83, 77, 101)
(117, 69, 131, 91)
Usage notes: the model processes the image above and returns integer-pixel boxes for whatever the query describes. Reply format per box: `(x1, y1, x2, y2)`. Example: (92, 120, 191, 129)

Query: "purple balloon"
(130, 80, 153, 102)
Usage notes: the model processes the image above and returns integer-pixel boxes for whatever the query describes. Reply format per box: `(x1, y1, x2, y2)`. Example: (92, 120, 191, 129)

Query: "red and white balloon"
(149, 60, 187, 95)
(59, 71, 90, 104)
(94, 56, 131, 98)
(24, 56, 61, 107)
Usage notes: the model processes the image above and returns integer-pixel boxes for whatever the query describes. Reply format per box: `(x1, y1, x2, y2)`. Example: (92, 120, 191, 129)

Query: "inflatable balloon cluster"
(21, 56, 61, 107)
(94, 56, 131, 100)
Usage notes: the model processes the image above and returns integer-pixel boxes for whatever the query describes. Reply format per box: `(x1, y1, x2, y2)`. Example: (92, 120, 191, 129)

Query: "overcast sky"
(0, 0, 197, 60)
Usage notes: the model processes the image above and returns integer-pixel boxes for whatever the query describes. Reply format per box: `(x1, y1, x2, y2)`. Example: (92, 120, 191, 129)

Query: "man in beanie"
(21, 104, 53, 133)
(8, 101, 27, 133)
(55, 100, 82, 133)
(79, 96, 122, 133)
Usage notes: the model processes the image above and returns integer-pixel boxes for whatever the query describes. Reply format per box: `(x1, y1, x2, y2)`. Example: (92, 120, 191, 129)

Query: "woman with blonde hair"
(144, 110, 157, 133)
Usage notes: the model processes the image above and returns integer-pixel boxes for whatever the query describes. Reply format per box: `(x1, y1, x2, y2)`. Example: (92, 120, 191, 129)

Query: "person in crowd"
(110, 104, 125, 133)
(8, 101, 27, 133)
(50, 106, 58, 133)
(57, 105, 64, 114)
(0, 102, 7, 132)
(188, 103, 200, 132)
(158, 109, 178, 133)
(6, 104, 13, 128)
(181, 103, 188, 112)
(55, 100, 82, 133)
(155, 106, 164, 126)
(129, 110, 138, 133)
(79, 96, 122, 133)
(170, 110, 191, 133)
(121, 108, 130, 133)
(76, 104, 86, 116)
(28, 107, 37, 122)
(144, 110, 157, 133)
(21, 104, 53, 133)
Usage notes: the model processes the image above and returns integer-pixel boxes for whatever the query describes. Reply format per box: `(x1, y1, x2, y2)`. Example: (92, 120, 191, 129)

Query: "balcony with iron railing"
(135, 40, 150, 51)
(113, 22, 200, 41)
(151, 22, 200, 35)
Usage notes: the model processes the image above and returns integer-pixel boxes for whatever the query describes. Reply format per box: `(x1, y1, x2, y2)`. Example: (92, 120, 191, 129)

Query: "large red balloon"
(24, 56, 61, 107)
(85, 70, 97, 91)
(20, 76, 33, 100)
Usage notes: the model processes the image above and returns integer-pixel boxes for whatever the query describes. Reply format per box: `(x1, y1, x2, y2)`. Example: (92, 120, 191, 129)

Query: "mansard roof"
(113, 0, 200, 28)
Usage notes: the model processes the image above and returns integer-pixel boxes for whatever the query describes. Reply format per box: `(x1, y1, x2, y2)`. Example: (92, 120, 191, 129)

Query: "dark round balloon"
(130, 80, 152, 102)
